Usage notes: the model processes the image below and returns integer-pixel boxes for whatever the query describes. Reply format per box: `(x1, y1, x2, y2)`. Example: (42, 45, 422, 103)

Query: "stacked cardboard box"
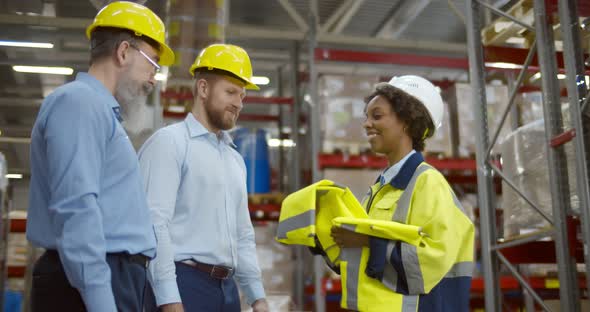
(445, 82, 511, 157)
(241, 223, 294, 311)
(319, 75, 377, 154)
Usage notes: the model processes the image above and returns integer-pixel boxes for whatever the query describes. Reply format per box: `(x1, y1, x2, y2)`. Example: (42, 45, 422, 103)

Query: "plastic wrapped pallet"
(447, 82, 510, 157)
(319, 75, 377, 154)
(517, 91, 544, 126)
(500, 116, 579, 237)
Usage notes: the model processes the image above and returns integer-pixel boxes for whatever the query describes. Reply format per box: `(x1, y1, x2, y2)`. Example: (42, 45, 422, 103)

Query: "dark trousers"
(145, 262, 240, 312)
(30, 250, 149, 312)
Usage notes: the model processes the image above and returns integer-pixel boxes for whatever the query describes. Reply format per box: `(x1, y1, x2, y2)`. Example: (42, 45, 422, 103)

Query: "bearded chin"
(115, 81, 152, 121)
(204, 98, 235, 131)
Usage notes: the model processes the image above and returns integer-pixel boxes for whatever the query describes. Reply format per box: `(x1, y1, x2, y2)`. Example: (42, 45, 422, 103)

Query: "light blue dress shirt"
(27, 72, 157, 312)
(138, 113, 265, 306)
(379, 150, 417, 185)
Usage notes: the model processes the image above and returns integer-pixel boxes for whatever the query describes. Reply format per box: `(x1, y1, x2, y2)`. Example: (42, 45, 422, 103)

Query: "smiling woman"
(328, 75, 474, 312)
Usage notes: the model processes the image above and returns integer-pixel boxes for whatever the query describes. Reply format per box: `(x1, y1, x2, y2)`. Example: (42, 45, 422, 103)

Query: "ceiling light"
(251, 76, 270, 85)
(6, 174, 22, 179)
(155, 73, 167, 81)
(529, 72, 566, 82)
(485, 62, 523, 69)
(166, 105, 186, 113)
(13, 65, 73, 75)
(268, 138, 295, 147)
(0, 40, 53, 49)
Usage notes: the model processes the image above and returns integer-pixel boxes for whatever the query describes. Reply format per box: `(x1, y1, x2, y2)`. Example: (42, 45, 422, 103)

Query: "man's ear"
(196, 78, 209, 99)
(115, 40, 131, 66)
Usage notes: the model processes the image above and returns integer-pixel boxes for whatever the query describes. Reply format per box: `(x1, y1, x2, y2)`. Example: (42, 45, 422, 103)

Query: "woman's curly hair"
(365, 83, 435, 151)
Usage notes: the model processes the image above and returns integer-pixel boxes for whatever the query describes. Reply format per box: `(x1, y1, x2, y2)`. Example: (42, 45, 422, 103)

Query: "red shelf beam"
(10, 218, 26, 233)
(163, 111, 281, 122)
(160, 91, 293, 105)
(315, 47, 590, 74)
(318, 154, 477, 171)
(7, 265, 25, 278)
(500, 240, 584, 264)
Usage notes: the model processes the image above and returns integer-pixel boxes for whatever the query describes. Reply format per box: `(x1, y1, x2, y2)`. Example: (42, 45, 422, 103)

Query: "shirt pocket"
(370, 193, 401, 220)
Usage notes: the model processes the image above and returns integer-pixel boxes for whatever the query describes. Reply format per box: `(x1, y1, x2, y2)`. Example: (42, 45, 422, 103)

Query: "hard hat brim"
(86, 24, 175, 66)
(158, 43, 175, 66)
(246, 81, 260, 91)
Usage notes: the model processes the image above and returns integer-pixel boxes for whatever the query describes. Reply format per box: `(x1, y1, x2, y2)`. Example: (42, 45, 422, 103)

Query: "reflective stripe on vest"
(391, 164, 430, 294)
(342, 164, 429, 311)
(276, 188, 333, 241)
(446, 261, 474, 278)
(341, 247, 362, 309)
(276, 209, 315, 240)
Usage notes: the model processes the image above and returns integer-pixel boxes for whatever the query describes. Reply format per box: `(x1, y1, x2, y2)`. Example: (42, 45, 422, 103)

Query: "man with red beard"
(26, 2, 174, 311)
(139, 44, 269, 312)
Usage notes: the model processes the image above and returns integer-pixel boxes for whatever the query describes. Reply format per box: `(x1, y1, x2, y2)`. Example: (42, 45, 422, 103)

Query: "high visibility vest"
(277, 158, 474, 312)
(276, 180, 368, 268)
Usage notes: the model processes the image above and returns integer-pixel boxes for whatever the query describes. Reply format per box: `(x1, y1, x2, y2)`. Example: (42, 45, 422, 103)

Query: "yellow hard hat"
(85, 1, 175, 66)
(190, 44, 259, 90)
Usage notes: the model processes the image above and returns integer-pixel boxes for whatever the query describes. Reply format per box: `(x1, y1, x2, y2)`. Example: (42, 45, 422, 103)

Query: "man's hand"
(160, 303, 184, 312)
(331, 226, 369, 248)
(252, 298, 269, 312)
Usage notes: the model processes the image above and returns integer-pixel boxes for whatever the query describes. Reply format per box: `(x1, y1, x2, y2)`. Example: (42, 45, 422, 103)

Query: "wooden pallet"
(482, 0, 534, 47)
(481, 0, 590, 51)
(248, 192, 285, 205)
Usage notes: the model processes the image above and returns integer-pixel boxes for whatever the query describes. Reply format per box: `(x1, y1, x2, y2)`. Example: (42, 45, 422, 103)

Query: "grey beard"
(115, 81, 152, 121)
(118, 94, 147, 121)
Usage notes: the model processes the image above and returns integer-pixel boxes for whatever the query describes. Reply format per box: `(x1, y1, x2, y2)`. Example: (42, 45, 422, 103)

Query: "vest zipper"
(366, 184, 386, 214)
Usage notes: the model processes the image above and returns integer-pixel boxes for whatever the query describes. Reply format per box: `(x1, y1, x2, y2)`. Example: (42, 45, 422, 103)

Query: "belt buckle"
(130, 254, 149, 268)
(210, 265, 232, 280)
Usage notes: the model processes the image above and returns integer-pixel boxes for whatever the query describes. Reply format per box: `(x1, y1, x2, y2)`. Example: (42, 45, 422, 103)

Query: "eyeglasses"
(129, 44, 161, 73)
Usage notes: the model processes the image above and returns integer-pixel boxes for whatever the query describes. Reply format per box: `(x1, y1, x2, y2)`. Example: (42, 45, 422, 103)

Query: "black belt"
(125, 253, 150, 268)
(46, 250, 149, 268)
(181, 260, 234, 280)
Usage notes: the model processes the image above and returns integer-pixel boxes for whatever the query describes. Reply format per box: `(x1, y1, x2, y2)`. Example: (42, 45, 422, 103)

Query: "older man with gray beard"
(26, 2, 174, 311)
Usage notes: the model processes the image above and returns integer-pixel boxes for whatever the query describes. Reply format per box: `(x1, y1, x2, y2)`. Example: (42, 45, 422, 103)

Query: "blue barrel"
(232, 128, 271, 194)
(4, 290, 22, 312)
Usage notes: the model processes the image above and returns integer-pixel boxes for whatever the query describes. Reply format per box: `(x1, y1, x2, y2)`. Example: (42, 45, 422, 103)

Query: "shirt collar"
(75, 72, 119, 109)
(184, 113, 236, 147)
(390, 151, 425, 189)
(380, 150, 416, 185)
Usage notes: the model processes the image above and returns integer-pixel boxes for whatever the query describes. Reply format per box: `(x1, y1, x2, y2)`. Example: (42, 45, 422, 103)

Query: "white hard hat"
(387, 75, 444, 131)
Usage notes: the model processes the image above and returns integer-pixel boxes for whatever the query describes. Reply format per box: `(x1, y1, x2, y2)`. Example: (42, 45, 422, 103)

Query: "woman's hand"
(331, 226, 369, 248)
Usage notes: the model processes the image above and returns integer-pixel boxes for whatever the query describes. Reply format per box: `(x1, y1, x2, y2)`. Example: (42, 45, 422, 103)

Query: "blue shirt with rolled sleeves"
(138, 113, 266, 307)
(27, 72, 157, 312)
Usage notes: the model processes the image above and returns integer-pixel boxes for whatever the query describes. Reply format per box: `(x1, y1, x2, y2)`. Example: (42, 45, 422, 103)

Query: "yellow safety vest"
(277, 158, 474, 312)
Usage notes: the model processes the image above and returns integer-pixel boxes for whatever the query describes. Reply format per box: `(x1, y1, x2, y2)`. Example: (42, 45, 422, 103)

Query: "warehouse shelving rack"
(466, 0, 590, 311)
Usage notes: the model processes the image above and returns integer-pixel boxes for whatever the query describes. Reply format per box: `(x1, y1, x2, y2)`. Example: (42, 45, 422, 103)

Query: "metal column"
(534, 0, 580, 310)
(466, 0, 585, 310)
(308, 1, 325, 310)
(558, 0, 590, 294)
(289, 41, 305, 310)
(465, 1, 501, 310)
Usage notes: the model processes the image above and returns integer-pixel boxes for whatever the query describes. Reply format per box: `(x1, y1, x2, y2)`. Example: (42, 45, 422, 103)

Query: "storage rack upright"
(466, 0, 590, 311)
